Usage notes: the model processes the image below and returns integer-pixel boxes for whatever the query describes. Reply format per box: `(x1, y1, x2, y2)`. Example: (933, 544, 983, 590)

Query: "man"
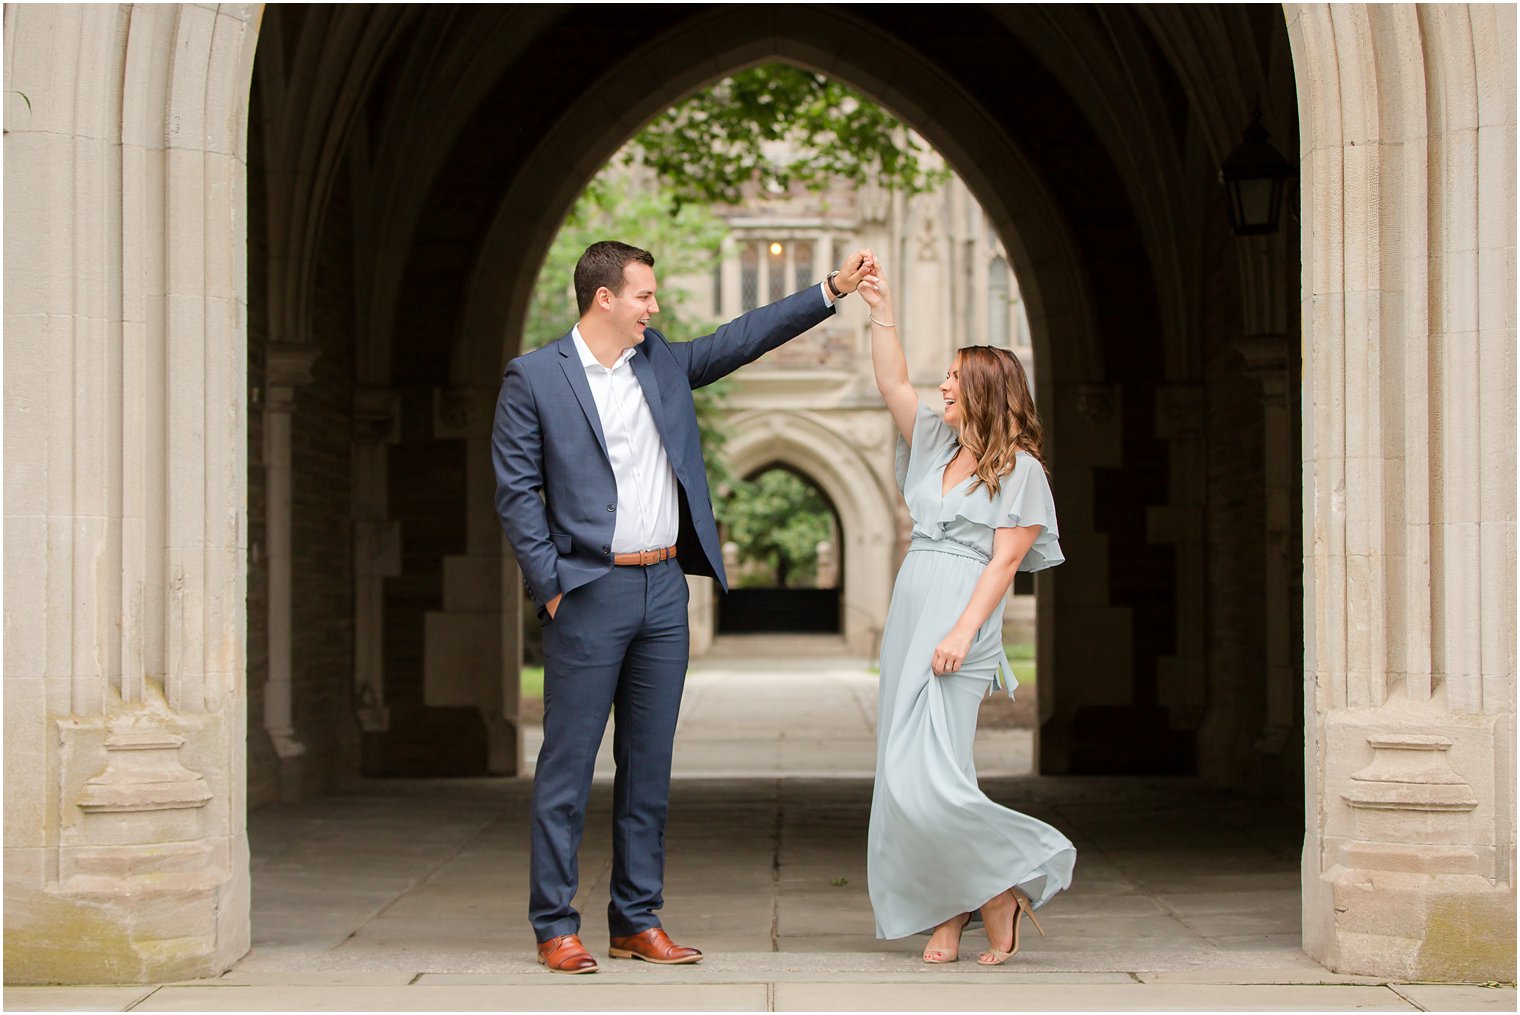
(494, 240, 869, 973)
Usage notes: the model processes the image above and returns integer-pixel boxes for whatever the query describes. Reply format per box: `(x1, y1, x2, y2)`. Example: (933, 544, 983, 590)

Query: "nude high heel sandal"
(977, 888, 1044, 965)
(922, 912, 971, 964)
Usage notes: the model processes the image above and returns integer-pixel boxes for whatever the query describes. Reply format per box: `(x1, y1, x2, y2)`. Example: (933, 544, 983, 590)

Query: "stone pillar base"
(4, 835, 250, 985)
(1309, 860, 1515, 982)
(1306, 713, 1516, 982)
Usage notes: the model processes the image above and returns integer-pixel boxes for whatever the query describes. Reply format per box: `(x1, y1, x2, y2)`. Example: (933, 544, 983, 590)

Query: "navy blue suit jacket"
(493, 286, 835, 612)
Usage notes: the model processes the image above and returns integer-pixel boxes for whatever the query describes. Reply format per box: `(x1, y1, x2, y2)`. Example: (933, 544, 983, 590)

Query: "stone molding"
(433, 386, 498, 440)
(1343, 735, 1479, 813)
(264, 343, 321, 390)
(78, 730, 214, 814)
(1074, 383, 1116, 424)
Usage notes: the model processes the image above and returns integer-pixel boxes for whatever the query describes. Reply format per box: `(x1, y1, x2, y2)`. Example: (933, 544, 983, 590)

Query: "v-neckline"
(939, 454, 975, 499)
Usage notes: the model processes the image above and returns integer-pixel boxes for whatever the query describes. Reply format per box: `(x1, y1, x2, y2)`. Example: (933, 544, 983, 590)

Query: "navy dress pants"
(529, 558, 690, 942)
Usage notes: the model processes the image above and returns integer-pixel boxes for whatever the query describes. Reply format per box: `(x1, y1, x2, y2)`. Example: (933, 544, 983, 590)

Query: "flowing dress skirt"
(868, 541, 1077, 939)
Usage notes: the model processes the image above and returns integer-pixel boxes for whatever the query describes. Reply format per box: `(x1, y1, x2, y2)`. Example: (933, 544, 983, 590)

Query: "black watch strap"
(826, 270, 845, 299)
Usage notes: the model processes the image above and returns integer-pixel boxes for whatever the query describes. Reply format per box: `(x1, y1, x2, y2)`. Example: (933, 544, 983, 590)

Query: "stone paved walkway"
(7, 642, 1515, 1011)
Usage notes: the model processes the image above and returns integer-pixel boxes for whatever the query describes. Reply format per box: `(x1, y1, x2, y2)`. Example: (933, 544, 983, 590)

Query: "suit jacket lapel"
(629, 346, 675, 455)
(556, 333, 610, 460)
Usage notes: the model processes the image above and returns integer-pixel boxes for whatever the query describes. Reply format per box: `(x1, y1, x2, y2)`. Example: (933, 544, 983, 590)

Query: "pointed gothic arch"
(3, 2, 1512, 984)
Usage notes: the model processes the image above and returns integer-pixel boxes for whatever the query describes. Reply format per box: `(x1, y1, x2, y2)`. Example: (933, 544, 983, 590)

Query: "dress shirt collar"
(571, 325, 636, 371)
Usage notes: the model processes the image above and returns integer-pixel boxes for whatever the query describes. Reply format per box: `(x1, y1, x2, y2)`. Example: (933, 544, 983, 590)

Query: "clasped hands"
(832, 249, 873, 297)
(855, 250, 891, 311)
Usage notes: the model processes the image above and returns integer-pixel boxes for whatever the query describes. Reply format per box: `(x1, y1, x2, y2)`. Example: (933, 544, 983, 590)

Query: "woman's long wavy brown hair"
(952, 346, 1046, 497)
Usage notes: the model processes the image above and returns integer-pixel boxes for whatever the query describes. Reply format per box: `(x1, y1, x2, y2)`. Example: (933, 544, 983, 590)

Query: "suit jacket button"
(602, 545, 611, 555)
(606, 503, 616, 512)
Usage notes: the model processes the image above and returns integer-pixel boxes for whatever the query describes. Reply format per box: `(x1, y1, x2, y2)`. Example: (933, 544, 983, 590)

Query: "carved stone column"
(353, 388, 401, 738)
(1288, 3, 1515, 980)
(3, 4, 261, 982)
(424, 386, 520, 775)
(262, 344, 319, 801)
(1040, 381, 1128, 772)
(1150, 385, 1207, 747)
(1233, 335, 1299, 781)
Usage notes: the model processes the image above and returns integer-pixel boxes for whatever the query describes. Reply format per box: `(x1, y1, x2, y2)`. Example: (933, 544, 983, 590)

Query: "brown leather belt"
(613, 545, 678, 567)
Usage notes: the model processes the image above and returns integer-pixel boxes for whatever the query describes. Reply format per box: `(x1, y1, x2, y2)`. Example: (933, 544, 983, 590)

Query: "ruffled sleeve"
(997, 455, 1064, 571)
(947, 454, 1064, 572)
(893, 400, 958, 497)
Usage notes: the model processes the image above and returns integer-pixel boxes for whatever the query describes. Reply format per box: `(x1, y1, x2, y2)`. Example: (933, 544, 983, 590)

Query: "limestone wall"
(1287, 2, 1517, 981)
(3, 3, 261, 983)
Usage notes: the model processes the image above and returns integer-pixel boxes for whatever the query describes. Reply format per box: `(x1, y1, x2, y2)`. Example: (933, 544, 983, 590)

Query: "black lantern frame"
(1219, 107, 1295, 236)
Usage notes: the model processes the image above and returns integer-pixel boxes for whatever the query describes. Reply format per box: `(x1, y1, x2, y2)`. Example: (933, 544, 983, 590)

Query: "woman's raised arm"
(857, 256, 919, 443)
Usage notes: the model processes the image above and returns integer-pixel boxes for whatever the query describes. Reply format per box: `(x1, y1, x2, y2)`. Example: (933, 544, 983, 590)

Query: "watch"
(826, 270, 846, 299)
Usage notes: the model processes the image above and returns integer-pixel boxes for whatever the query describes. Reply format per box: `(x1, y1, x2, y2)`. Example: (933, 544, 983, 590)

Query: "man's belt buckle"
(616, 545, 676, 567)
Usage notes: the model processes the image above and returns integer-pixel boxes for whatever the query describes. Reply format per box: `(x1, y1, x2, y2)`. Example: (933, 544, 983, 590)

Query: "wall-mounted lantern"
(1219, 106, 1295, 236)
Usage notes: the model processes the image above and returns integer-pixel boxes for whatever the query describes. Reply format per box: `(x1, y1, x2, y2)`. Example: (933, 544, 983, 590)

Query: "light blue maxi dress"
(868, 401, 1077, 940)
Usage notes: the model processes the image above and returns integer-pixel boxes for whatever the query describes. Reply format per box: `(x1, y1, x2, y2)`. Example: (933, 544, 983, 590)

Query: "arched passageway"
(718, 415, 899, 656)
(246, 4, 1303, 796)
(7, 1, 1512, 985)
(716, 464, 845, 637)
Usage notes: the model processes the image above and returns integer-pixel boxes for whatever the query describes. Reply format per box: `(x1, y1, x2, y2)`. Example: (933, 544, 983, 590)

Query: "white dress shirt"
(572, 326, 680, 553)
(571, 285, 835, 554)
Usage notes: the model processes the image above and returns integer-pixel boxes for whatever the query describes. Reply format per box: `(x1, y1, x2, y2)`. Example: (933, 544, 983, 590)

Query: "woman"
(857, 256, 1076, 965)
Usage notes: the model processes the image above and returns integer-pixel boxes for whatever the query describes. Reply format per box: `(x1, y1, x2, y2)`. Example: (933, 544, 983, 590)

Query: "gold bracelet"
(869, 315, 896, 327)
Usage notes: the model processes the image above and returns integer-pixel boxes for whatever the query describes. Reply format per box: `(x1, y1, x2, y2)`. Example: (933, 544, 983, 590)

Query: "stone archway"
(713, 463, 845, 636)
(3, 2, 1513, 986)
(720, 412, 902, 659)
(455, 10, 1170, 785)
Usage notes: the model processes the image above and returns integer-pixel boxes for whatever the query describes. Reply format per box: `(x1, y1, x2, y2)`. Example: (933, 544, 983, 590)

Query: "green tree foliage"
(722, 469, 835, 588)
(523, 173, 725, 353)
(632, 63, 948, 209)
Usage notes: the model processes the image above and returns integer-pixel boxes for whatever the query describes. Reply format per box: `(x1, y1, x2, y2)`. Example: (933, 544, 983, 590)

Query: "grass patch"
(1004, 642, 1036, 688)
(522, 665, 544, 701)
(1005, 641, 1035, 661)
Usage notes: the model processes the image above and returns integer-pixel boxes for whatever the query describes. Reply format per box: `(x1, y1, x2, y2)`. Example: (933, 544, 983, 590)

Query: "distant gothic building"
(686, 163, 1038, 655)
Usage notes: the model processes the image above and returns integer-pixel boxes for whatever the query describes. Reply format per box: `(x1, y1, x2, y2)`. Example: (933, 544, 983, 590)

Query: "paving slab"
(2, 986, 155, 1012)
(9, 649, 1511, 1011)
(775, 981, 1418, 1011)
(1136, 966, 1401, 986)
(130, 983, 769, 1012)
(1391, 983, 1520, 1011)
(192, 972, 419, 986)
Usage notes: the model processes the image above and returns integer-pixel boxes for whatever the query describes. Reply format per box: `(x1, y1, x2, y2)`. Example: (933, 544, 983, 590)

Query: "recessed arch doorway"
(717, 463, 845, 637)
(244, 3, 1297, 794)
(717, 412, 901, 656)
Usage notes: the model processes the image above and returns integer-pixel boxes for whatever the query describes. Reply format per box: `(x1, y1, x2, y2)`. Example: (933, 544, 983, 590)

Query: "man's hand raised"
(830, 249, 872, 298)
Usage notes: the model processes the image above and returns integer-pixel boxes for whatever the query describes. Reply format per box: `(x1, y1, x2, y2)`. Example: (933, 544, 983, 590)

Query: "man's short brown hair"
(574, 241, 655, 315)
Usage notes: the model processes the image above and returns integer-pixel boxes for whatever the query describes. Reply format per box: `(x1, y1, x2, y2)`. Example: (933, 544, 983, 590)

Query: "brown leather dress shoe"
(537, 933, 598, 974)
(608, 926, 704, 964)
